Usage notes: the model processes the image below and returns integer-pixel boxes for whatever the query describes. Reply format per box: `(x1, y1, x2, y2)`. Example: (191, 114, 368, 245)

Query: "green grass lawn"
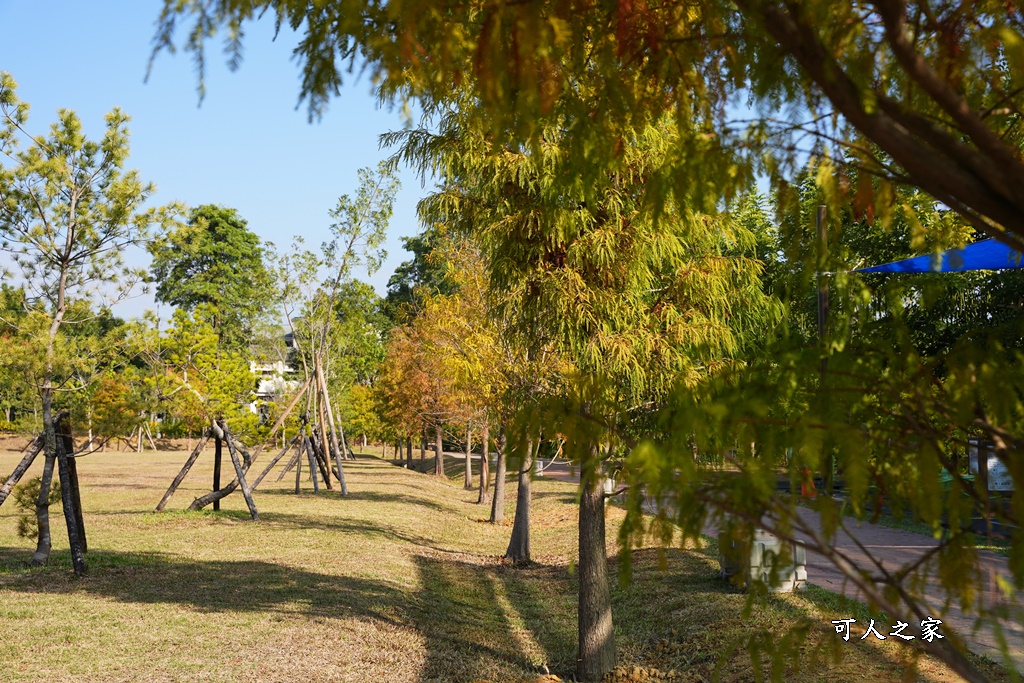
(0, 447, 1012, 682)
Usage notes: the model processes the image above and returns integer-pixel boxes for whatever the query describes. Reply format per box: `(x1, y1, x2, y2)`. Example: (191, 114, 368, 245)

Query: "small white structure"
(249, 360, 300, 416)
(719, 528, 807, 593)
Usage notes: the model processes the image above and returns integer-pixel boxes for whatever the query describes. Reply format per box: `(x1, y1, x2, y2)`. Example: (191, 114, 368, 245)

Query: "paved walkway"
(537, 460, 1024, 672)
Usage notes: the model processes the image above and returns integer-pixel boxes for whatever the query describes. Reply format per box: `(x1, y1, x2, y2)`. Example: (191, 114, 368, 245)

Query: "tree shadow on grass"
(0, 545, 575, 683)
(413, 553, 577, 682)
(606, 546, 944, 682)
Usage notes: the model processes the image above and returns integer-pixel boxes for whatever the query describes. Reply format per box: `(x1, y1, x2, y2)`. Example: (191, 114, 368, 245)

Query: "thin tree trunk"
(213, 436, 223, 511)
(315, 360, 347, 494)
(434, 424, 445, 477)
(577, 445, 615, 682)
(476, 424, 490, 505)
(505, 437, 534, 562)
(32, 380, 60, 567)
(0, 433, 44, 509)
(420, 432, 426, 464)
(156, 434, 210, 511)
(489, 426, 507, 524)
(31, 453, 55, 566)
(313, 383, 335, 490)
(464, 424, 473, 490)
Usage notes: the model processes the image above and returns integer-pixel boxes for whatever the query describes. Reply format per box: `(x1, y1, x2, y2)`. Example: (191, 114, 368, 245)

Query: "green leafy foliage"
(12, 476, 61, 540)
(149, 204, 275, 349)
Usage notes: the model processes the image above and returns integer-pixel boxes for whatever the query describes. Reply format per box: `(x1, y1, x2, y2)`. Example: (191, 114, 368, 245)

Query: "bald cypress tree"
(395, 110, 777, 681)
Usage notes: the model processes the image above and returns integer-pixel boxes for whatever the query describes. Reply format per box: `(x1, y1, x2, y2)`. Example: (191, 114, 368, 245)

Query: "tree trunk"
(32, 381, 61, 567)
(464, 424, 473, 490)
(311, 429, 333, 490)
(314, 393, 335, 490)
(315, 361, 347, 494)
(406, 434, 413, 468)
(31, 452, 55, 566)
(434, 424, 445, 477)
(505, 438, 534, 562)
(489, 426, 507, 524)
(577, 447, 615, 682)
(213, 436, 223, 511)
(476, 424, 490, 505)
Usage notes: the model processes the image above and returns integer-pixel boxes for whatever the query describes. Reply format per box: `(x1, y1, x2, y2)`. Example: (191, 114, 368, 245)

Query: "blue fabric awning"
(856, 238, 1024, 273)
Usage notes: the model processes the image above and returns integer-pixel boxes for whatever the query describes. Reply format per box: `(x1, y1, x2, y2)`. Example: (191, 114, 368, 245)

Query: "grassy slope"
(0, 448, 1011, 683)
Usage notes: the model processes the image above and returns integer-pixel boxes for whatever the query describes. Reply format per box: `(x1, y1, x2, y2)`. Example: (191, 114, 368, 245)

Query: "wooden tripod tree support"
(0, 413, 87, 575)
(219, 420, 259, 521)
(251, 433, 302, 491)
(0, 432, 45, 510)
(276, 447, 303, 482)
(173, 379, 311, 512)
(155, 433, 211, 512)
(55, 413, 88, 575)
(304, 432, 320, 495)
(213, 435, 223, 512)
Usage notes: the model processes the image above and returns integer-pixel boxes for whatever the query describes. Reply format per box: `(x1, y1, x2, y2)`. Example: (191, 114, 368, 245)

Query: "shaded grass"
(0, 448, 1014, 682)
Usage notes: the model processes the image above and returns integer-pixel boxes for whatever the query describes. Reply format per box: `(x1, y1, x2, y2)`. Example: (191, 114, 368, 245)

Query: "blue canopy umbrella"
(856, 238, 1024, 273)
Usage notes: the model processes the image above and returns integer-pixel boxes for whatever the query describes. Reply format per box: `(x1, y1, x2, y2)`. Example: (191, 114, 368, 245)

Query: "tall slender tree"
(397, 111, 775, 681)
(0, 73, 177, 574)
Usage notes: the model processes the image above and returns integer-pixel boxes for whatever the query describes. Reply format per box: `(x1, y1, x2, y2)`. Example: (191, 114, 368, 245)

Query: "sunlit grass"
(0, 447, 1012, 682)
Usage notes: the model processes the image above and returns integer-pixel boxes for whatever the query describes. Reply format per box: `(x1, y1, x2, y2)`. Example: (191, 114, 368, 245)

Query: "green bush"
(12, 476, 61, 540)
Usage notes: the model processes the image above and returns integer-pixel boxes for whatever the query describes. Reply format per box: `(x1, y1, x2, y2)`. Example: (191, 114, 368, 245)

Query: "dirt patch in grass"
(0, 448, 1014, 682)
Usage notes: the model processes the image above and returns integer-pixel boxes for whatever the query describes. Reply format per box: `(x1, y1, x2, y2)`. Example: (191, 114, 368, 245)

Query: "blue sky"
(0, 0, 428, 320)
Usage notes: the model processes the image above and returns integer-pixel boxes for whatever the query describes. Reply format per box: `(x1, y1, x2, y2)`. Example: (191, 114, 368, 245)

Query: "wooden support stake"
(314, 432, 333, 489)
(314, 390, 335, 486)
(219, 421, 259, 521)
(0, 433, 44, 509)
(213, 436, 223, 512)
(249, 375, 312, 462)
(252, 433, 302, 491)
(156, 434, 210, 511)
(305, 434, 320, 494)
(54, 415, 86, 575)
(295, 435, 304, 494)
(277, 448, 302, 481)
(315, 362, 348, 494)
(59, 415, 87, 554)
